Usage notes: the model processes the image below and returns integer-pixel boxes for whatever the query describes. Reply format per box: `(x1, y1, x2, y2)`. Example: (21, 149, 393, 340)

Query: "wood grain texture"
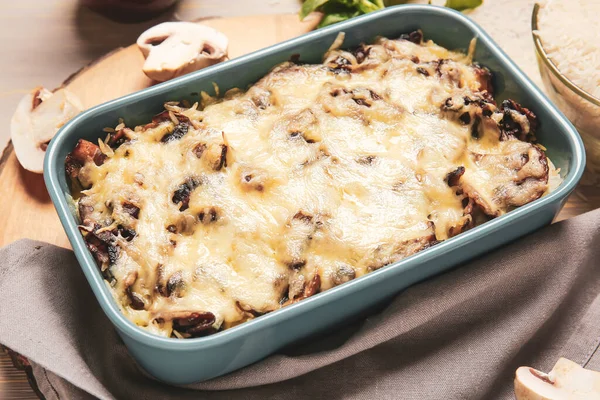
(0, 1, 598, 399)
(0, 353, 35, 400)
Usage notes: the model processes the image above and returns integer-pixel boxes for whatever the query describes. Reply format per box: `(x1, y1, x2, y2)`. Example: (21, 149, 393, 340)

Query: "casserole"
(44, 5, 585, 384)
(65, 30, 559, 339)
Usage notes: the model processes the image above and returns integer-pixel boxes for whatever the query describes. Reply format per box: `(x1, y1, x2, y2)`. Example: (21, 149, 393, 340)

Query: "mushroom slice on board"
(514, 358, 600, 399)
(11, 87, 84, 173)
(136, 22, 229, 82)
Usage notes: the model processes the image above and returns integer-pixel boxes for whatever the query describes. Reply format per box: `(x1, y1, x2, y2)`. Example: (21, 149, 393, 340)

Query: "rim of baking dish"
(531, 3, 600, 107)
(44, 4, 586, 350)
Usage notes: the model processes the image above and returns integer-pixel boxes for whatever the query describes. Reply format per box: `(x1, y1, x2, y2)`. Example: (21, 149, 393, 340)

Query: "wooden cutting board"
(0, 14, 320, 248)
(0, 11, 597, 249)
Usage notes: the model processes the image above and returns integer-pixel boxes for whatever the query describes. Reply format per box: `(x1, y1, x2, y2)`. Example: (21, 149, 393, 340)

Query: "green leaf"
(305, 0, 482, 29)
(383, 0, 409, 5)
(333, 0, 360, 8)
(325, 0, 381, 13)
(318, 11, 360, 27)
(444, 0, 483, 11)
(317, 2, 361, 27)
(356, 0, 383, 14)
(300, 0, 330, 20)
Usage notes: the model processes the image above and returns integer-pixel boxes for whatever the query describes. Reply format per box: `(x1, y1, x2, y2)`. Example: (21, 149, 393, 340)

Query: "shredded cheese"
(70, 33, 558, 338)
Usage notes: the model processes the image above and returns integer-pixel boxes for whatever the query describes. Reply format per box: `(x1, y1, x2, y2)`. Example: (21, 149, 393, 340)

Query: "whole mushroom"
(11, 87, 83, 173)
(137, 22, 229, 82)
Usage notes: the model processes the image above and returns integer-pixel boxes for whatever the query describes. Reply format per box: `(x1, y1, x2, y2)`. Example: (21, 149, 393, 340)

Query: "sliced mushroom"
(514, 358, 600, 399)
(137, 22, 229, 82)
(161, 311, 217, 338)
(11, 87, 83, 173)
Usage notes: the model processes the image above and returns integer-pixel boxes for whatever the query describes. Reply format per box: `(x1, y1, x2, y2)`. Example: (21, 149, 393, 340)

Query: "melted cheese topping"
(73, 34, 557, 338)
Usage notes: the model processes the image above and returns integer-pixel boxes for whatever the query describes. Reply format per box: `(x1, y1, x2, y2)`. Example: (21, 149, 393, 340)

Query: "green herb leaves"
(300, 0, 330, 19)
(300, 0, 483, 28)
(302, 0, 385, 28)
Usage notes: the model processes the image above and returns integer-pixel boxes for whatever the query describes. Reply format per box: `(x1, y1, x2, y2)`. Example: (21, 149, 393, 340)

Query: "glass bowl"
(532, 3, 600, 186)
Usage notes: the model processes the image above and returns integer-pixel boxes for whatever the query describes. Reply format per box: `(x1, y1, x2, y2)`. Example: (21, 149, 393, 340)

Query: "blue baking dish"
(44, 4, 585, 384)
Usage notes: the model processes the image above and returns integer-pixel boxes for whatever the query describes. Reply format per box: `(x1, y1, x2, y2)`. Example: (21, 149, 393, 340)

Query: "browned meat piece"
(65, 139, 106, 184)
(73, 139, 107, 166)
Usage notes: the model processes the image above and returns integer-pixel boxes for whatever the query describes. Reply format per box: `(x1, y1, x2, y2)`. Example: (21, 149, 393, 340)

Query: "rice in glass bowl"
(532, 0, 600, 185)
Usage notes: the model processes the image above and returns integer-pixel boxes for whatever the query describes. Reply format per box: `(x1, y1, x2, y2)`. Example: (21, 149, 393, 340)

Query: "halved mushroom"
(11, 87, 83, 173)
(514, 358, 600, 399)
(137, 22, 229, 82)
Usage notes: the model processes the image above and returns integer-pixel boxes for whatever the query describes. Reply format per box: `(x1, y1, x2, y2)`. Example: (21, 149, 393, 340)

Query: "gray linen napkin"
(1, 208, 600, 400)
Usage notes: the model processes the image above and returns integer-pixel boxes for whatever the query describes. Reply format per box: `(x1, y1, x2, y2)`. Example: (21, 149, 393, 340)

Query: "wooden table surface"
(1, 1, 599, 398)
